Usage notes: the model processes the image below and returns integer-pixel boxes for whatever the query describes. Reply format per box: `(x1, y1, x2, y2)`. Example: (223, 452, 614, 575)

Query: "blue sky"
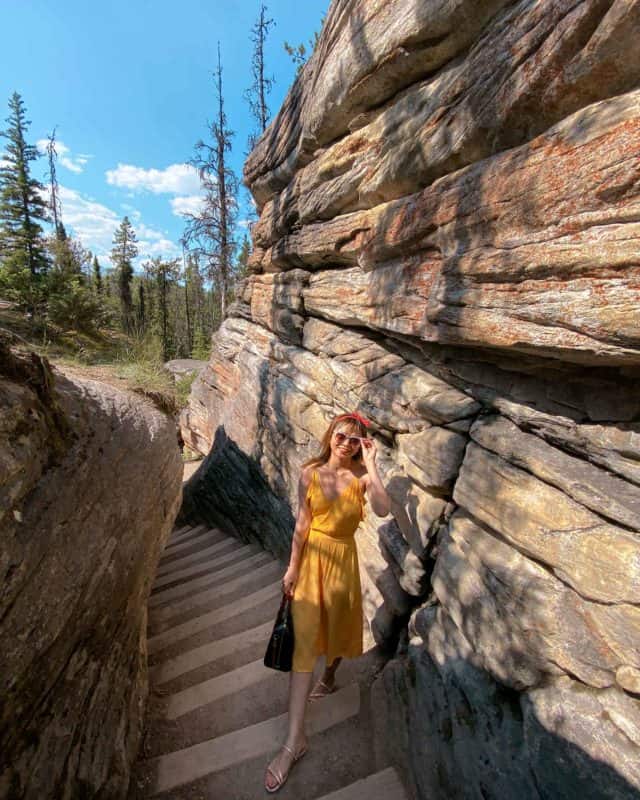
(0, 0, 328, 271)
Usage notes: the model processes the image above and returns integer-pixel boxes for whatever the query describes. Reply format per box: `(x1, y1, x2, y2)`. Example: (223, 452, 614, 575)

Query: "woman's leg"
(286, 669, 314, 746)
(265, 669, 314, 790)
(309, 656, 341, 699)
(321, 656, 342, 688)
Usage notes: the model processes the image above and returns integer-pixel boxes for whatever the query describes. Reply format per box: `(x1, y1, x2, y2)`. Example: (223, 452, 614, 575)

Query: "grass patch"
(182, 445, 202, 462)
(0, 309, 199, 413)
(175, 372, 198, 407)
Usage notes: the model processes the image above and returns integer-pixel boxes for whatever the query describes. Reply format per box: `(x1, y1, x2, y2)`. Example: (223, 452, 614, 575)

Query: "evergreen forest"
(0, 2, 308, 401)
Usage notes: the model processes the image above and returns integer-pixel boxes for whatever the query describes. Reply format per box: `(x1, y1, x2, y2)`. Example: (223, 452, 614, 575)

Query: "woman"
(264, 411, 391, 793)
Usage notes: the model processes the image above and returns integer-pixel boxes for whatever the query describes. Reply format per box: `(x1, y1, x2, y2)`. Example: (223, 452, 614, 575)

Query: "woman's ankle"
(284, 733, 307, 753)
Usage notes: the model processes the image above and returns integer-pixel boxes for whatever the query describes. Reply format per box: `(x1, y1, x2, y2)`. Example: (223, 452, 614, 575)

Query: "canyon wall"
(180, 1, 640, 797)
(0, 338, 183, 799)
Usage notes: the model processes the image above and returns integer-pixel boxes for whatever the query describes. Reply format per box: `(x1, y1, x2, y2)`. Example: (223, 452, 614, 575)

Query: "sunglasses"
(334, 431, 363, 447)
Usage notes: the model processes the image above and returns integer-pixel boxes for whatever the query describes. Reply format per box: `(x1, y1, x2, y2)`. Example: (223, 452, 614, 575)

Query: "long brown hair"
(302, 413, 369, 469)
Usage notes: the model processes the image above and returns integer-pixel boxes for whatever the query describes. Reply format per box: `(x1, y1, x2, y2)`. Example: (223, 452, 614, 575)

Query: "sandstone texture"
(0, 338, 183, 799)
(180, 1, 640, 798)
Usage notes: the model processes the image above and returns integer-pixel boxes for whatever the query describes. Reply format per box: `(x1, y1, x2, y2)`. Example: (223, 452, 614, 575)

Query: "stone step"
(142, 682, 361, 796)
(163, 658, 275, 720)
(147, 581, 282, 656)
(148, 568, 283, 638)
(155, 534, 239, 578)
(147, 550, 271, 609)
(159, 527, 227, 562)
(314, 767, 409, 800)
(149, 620, 273, 685)
(165, 523, 206, 548)
(135, 523, 389, 800)
(150, 560, 282, 629)
(149, 591, 280, 668)
(151, 541, 253, 593)
(168, 524, 191, 540)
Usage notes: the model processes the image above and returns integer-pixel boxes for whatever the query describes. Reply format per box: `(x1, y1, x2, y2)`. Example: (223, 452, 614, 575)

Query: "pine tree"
(0, 92, 50, 314)
(183, 252, 207, 350)
(135, 281, 146, 335)
(284, 15, 325, 73)
(92, 255, 102, 294)
(191, 324, 210, 360)
(244, 3, 275, 152)
(183, 43, 238, 324)
(145, 256, 180, 361)
(45, 227, 101, 332)
(235, 234, 251, 281)
(110, 216, 138, 333)
(180, 242, 193, 356)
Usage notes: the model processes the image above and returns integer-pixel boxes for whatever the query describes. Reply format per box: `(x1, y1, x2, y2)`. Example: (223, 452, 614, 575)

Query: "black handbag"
(264, 592, 295, 672)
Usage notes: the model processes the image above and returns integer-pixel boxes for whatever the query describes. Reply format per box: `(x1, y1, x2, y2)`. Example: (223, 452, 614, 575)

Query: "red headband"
(335, 411, 370, 428)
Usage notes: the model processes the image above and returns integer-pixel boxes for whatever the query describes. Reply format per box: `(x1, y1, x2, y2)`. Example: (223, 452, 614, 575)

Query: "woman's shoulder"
(352, 464, 368, 491)
(300, 465, 317, 486)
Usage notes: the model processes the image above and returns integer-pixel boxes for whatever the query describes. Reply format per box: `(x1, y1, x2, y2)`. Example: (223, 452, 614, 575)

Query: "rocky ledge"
(0, 337, 183, 799)
(180, 1, 640, 798)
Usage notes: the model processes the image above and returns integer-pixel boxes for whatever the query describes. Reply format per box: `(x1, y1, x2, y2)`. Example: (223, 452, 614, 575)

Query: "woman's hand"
(282, 565, 299, 596)
(361, 437, 391, 516)
(360, 437, 378, 472)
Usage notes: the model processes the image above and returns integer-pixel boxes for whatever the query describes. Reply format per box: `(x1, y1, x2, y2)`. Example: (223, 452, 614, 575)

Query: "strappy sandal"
(264, 743, 308, 793)
(308, 679, 336, 702)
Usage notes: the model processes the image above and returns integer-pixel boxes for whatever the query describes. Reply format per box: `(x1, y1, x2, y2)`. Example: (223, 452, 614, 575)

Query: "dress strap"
(357, 476, 366, 520)
(306, 468, 317, 502)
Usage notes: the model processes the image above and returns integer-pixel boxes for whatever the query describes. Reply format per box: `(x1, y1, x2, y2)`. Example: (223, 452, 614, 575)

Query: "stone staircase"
(129, 524, 411, 800)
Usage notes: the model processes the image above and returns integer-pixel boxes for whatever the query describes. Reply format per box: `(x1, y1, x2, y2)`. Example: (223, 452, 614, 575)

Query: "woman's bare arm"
(360, 439, 391, 517)
(282, 468, 313, 594)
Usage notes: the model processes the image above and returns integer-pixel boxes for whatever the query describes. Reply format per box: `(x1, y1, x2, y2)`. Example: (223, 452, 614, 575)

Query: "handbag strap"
(281, 593, 291, 609)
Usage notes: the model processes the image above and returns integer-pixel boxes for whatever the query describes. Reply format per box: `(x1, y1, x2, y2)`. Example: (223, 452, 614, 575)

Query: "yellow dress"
(291, 468, 365, 672)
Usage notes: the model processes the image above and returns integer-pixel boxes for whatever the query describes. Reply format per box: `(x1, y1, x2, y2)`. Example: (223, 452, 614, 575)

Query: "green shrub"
(175, 371, 198, 408)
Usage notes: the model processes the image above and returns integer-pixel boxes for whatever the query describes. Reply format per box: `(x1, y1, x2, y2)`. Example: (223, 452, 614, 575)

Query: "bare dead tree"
(45, 127, 62, 239)
(183, 42, 238, 323)
(244, 2, 275, 151)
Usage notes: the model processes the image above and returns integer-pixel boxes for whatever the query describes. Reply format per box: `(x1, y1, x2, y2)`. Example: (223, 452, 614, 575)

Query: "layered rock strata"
(0, 338, 183, 799)
(180, 1, 640, 797)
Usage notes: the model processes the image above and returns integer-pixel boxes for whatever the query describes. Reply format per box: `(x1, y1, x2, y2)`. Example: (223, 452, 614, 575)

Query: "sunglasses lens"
(335, 432, 360, 446)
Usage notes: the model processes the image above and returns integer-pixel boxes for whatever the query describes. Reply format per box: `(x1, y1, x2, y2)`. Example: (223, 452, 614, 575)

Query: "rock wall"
(0, 338, 183, 799)
(180, 1, 640, 797)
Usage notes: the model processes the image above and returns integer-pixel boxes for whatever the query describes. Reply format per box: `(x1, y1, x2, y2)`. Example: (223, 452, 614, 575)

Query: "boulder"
(181, 0, 640, 797)
(0, 341, 182, 799)
(253, 0, 640, 243)
(374, 638, 640, 800)
(469, 414, 640, 530)
(396, 426, 467, 491)
(432, 511, 637, 690)
(453, 442, 640, 604)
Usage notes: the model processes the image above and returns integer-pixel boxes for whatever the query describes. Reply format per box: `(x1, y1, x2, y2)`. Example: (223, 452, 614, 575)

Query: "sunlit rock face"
(180, 1, 640, 797)
(0, 339, 183, 799)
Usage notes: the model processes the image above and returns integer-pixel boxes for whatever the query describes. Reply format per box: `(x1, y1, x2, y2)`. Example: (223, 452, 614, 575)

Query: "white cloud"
(120, 203, 142, 222)
(136, 222, 165, 241)
(106, 162, 201, 195)
(57, 185, 180, 268)
(59, 186, 120, 257)
(36, 139, 91, 173)
(141, 238, 182, 259)
(170, 194, 206, 217)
